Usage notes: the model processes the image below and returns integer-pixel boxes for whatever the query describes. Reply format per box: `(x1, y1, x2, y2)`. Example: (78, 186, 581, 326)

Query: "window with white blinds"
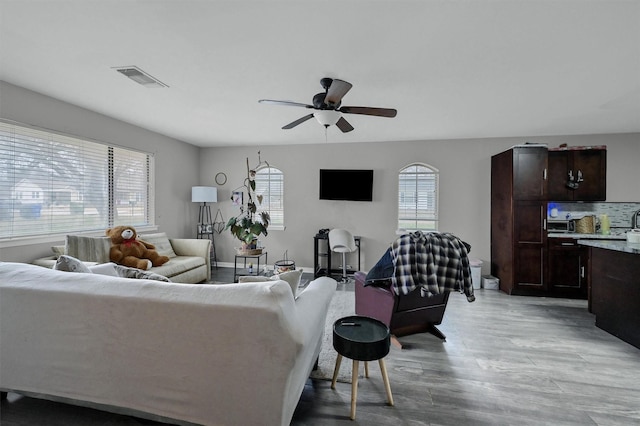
(398, 163, 439, 232)
(254, 165, 284, 229)
(0, 120, 154, 240)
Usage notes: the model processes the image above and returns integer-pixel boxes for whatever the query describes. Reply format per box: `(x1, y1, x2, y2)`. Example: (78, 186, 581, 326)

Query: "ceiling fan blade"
(324, 79, 353, 107)
(259, 99, 313, 108)
(339, 106, 397, 118)
(282, 113, 315, 129)
(335, 117, 354, 133)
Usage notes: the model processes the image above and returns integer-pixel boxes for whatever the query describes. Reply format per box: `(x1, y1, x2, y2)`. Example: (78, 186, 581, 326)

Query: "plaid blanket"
(390, 231, 475, 302)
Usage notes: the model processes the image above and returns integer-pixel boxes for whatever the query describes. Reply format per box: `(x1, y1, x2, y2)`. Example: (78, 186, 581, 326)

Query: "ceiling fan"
(259, 78, 397, 133)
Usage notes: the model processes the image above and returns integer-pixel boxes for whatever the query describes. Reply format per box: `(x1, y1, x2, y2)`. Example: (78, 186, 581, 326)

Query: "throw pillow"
(88, 262, 119, 277)
(53, 255, 91, 273)
(51, 245, 65, 259)
(113, 264, 172, 282)
(237, 270, 303, 298)
(138, 232, 177, 258)
(274, 269, 303, 298)
(65, 235, 112, 263)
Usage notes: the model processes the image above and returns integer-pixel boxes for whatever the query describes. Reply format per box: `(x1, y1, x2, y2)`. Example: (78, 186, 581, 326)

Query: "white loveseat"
(32, 232, 211, 283)
(0, 262, 337, 426)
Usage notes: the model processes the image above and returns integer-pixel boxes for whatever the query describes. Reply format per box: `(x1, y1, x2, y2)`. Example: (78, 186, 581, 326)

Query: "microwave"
(547, 219, 575, 233)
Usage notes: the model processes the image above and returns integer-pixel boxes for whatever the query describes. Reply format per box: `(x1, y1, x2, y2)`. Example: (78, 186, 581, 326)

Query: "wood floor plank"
(2, 270, 639, 425)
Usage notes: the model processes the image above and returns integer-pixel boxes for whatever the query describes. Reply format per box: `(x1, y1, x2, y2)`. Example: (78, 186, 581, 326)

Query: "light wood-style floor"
(2, 268, 639, 425)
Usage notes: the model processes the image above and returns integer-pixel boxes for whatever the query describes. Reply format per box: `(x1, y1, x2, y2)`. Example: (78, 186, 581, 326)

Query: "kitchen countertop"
(578, 239, 640, 254)
(548, 231, 628, 240)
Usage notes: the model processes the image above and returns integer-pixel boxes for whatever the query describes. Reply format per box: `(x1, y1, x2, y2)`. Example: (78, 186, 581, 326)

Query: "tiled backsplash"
(548, 202, 640, 229)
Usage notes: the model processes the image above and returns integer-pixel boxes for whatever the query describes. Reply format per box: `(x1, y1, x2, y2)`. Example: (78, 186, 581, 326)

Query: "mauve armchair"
(354, 271, 450, 346)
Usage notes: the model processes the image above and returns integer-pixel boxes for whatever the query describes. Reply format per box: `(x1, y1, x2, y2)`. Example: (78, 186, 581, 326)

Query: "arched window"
(398, 163, 439, 232)
(254, 165, 284, 229)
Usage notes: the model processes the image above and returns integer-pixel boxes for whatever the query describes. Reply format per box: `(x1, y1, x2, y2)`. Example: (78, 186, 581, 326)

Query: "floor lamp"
(192, 186, 217, 269)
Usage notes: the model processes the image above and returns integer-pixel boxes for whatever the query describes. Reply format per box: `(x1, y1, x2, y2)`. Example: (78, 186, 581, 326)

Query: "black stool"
(331, 315, 394, 420)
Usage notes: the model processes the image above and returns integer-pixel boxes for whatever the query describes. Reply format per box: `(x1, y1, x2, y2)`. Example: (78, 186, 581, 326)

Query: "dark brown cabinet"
(491, 146, 548, 295)
(547, 148, 606, 201)
(513, 148, 548, 200)
(492, 146, 607, 298)
(547, 238, 588, 299)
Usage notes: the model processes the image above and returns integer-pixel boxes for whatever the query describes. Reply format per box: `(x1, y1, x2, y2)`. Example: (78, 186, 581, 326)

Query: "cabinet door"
(573, 150, 606, 201)
(548, 239, 587, 298)
(547, 151, 571, 200)
(513, 147, 547, 200)
(548, 149, 607, 201)
(514, 201, 547, 290)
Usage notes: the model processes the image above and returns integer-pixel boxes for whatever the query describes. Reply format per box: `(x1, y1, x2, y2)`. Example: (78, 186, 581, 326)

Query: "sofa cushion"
(113, 264, 171, 282)
(53, 255, 92, 273)
(65, 235, 111, 263)
(149, 255, 204, 278)
(88, 262, 120, 277)
(239, 269, 303, 297)
(78, 262, 172, 282)
(139, 232, 177, 258)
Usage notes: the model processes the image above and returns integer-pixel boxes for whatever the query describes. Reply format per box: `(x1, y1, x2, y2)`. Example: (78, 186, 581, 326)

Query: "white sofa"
(0, 262, 337, 426)
(32, 233, 211, 283)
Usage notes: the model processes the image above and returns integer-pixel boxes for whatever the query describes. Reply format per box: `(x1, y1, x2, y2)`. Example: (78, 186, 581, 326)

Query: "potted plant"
(226, 156, 270, 253)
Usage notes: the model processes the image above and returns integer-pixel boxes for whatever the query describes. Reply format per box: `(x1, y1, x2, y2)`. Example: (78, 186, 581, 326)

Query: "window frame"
(397, 162, 439, 233)
(254, 164, 284, 230)
(0, 119, 155, 244)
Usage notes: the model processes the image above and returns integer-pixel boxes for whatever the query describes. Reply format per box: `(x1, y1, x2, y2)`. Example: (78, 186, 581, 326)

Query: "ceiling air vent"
(113, 66, 168, 88)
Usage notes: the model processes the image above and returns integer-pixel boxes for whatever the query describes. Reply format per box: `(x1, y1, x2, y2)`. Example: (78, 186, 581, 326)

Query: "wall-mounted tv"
(319, 169, 374, 202)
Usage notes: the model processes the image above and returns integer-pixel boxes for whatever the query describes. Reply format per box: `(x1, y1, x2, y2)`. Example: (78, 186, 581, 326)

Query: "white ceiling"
(1, 1, 639, 148)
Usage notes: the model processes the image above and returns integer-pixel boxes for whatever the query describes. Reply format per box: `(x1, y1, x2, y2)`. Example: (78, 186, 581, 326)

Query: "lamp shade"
(192, 186, 217, 203)
(314, 110, 341, 126)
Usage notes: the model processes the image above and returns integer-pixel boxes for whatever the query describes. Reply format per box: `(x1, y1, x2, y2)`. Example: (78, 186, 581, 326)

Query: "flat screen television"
(319, 169, 374, 201)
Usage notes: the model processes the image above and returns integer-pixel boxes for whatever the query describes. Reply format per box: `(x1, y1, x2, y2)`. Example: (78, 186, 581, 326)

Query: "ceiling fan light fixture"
(313, 110, 340, 127)
(113, 66, 168, 88)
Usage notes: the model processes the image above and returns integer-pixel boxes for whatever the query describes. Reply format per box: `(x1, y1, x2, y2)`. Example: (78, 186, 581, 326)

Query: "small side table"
(331, 315, 394, 420)
(233, 251, 267, 282)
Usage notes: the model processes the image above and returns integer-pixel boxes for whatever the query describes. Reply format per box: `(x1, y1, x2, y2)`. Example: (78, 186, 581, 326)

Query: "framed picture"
(232, 191, 243, 206)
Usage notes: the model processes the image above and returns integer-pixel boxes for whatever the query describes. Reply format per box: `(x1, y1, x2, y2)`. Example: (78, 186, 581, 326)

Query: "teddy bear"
(105, 225, 170, 270)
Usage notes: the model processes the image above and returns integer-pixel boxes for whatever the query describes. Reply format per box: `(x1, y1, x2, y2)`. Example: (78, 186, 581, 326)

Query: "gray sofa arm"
(169, 238, 212, 281)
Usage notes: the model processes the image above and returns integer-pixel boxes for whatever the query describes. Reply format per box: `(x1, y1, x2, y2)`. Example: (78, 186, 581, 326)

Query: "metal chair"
(329, 229, 357, 283)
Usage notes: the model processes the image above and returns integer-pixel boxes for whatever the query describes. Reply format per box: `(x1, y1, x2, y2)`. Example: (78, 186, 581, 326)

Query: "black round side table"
(331, 315, 394, 420)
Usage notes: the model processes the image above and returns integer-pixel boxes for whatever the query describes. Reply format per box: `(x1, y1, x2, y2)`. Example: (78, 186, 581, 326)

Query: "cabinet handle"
(577, 169, 584, 183)
(543, 218, 547, 230)
(561, 242, 576, 246)
(543, 168, 547, 180)
(581, 266, 585, 278)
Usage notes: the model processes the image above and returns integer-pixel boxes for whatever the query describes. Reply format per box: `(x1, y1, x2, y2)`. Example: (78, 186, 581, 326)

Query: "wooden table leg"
(331, 354, 342, 389)
(351, 360, 359, 420)
(364, 361, 369, 378)
(391, 335, 403, 349)
(379, 358, 394, 406)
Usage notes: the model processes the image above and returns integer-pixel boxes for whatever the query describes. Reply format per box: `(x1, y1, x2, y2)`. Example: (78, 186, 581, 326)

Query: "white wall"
(202, 133, 639, 274)
(2, 81, 638, 271)
(0, 81, 201, 263)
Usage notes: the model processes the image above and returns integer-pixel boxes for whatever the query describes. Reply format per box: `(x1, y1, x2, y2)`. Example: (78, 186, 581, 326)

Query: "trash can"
(470, 259, 483, 289)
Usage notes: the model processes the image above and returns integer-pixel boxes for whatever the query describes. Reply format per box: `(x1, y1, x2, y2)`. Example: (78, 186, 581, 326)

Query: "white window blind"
(0, 120, 154, 240)
(254, 165, 284, 228)
(398, 163, 439, 232)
